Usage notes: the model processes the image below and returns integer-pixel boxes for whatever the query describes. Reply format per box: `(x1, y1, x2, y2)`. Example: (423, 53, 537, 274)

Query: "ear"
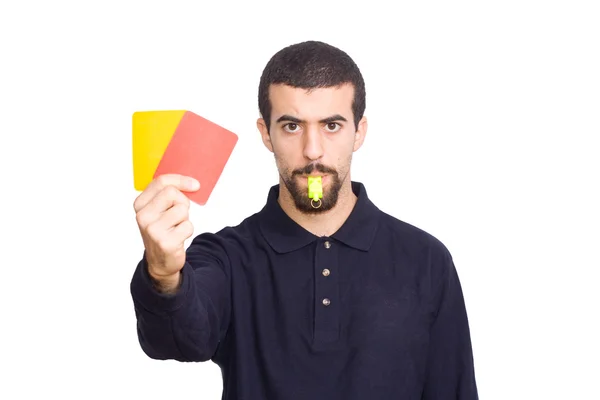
(257, 117, 273, 153)
(353, 116, 368, 152)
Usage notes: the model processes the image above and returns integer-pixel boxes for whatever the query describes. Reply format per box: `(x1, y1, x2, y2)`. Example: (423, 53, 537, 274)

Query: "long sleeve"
(422, 251, 479, 399)
(130, 232, 232, 362)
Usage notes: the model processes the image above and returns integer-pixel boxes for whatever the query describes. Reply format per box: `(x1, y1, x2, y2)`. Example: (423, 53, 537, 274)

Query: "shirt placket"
(313, 238, 340, 344)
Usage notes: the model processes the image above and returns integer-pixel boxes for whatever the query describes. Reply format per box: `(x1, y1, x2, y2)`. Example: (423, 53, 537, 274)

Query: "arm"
(422, 250, 479, 399)
(130, 232, 232, 362)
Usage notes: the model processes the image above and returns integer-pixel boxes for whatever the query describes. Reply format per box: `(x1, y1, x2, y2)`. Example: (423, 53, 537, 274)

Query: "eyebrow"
(275, 114, 348, 124)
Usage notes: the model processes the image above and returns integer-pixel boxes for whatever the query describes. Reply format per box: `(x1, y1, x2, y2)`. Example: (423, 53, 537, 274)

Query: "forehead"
(268, 83, 354, 120)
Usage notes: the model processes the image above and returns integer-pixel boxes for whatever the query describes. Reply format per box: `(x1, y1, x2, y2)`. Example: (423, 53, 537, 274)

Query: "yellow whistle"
(308, 176, 323, 201)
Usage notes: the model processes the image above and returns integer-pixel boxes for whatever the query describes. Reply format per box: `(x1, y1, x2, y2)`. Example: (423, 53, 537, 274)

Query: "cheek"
(330, 140, 354, 164)
(273, 146, 295, 174)
(273, 140, 300, 163)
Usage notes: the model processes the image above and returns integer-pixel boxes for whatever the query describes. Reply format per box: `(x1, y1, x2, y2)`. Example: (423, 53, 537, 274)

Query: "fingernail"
(188, 178, 200, 190)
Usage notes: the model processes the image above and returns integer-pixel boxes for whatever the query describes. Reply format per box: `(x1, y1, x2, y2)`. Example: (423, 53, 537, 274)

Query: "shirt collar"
(258, 181, 380, 253)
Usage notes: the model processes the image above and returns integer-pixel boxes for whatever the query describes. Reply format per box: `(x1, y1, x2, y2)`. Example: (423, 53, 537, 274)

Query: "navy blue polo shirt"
(130, 181, 478, 399)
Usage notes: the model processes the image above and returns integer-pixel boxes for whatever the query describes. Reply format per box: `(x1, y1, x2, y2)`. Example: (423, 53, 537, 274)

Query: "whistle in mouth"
(308, 176, 323, 201)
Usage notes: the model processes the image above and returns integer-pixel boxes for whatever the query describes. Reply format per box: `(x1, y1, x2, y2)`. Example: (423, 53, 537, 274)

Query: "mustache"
(292, 163, 337, 176)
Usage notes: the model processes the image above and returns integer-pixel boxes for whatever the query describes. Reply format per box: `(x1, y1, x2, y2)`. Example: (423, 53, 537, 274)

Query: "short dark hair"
(258, 40, 366, 132)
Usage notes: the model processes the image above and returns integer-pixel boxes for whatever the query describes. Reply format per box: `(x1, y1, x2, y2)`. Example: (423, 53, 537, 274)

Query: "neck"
(277, 178, 357, 237)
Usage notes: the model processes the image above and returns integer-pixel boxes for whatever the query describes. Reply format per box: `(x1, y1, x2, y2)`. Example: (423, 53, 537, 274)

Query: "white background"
(1, 0, 599, 399)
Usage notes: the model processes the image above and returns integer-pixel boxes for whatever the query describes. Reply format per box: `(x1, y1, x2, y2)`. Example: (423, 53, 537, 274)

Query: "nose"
(302, 125, 324, 162)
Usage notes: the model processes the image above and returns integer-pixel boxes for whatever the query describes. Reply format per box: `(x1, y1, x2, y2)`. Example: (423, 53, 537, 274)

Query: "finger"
(134, 174, 198, 212)
(134, 174, 200, 212)
(171, 219, 194, 244)
(155, 203, 190, 232)
(147, 219, 192, 257)
(136, 185, 190, 228)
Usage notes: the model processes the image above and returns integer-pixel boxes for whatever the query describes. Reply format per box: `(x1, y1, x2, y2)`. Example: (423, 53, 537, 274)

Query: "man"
(130, 40, 479, 399)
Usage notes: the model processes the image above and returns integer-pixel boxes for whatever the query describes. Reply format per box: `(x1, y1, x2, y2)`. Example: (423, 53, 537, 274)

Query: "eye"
(283, 123, 301, 133)
(325, 122, 341, 133)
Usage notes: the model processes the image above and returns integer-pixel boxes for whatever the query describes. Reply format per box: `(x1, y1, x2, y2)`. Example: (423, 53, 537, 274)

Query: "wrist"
(147, 266, 182, 294)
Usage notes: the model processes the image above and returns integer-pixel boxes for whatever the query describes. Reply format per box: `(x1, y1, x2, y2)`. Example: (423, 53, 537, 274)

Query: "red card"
(153, 110, 238, 205)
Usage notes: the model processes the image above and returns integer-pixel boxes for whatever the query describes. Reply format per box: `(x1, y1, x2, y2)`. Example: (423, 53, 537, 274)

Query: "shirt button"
(322, 298, 331, 306)
(324, 241, 331, 249)
(322, 268, 330, 276)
